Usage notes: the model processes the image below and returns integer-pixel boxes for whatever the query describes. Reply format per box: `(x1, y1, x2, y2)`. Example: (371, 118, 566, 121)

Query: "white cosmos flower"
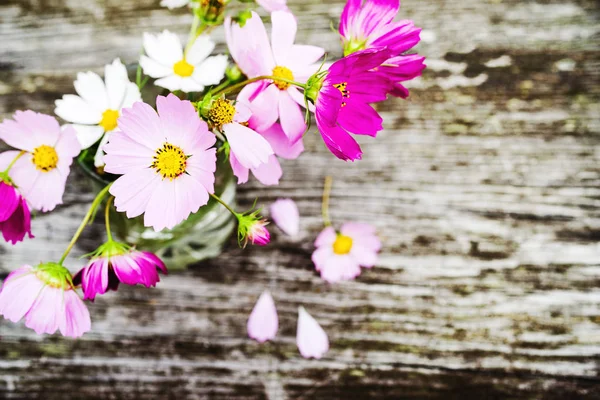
(140, 30, 228, 94)
(160, 0, 189, 9)
(54, 58, 141, 167)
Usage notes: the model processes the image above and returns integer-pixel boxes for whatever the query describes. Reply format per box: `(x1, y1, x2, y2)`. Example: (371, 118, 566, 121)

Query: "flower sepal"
(34, 262, 75, 290)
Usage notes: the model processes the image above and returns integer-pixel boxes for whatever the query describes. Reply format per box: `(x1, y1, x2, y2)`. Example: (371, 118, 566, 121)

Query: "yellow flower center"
(173, 59, 195, 77)
(151, 143, 187, 180)
(99, 109, 119, 131)
(208, 98, 236, 129)
(32, 145, 58, 172)
(333, 234, 353, 255)
(272, 66, 294, 90)
(333, 82, 350, 107)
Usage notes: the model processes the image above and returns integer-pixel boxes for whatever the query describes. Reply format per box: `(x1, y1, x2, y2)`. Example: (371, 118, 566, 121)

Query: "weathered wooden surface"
(1, 0, 600, 398)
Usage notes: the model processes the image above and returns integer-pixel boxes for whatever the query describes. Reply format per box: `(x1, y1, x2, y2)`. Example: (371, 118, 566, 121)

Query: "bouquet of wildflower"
(0, 0, 424, 358)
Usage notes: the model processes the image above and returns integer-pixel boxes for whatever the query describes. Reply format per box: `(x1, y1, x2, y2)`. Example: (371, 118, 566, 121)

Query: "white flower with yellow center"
(140, 30, 228, 94)
(54, 58, 141, 167)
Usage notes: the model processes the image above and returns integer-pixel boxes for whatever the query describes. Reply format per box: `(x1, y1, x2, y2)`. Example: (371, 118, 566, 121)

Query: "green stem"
(322, 176, 333, 227)
(208, 79, 232, 97)
(105, 196, 114, 242)
(212, 75, 307, 97)
(184, 13, 206, 57)
(58, 184, 112, 265)
(2, 150, 26, 175)
(210, 193, 238, 218)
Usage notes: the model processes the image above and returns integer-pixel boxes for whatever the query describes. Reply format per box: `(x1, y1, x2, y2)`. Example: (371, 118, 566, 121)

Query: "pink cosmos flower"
(207, 98, 274, 174)
(236, 212, 271, 247)
(247, 290, 278, 343)
(306, 48, 392, 161)
(103, 94, 217, 231)
(0, 263, 91, 338)
(270, 198, 300, 236)
(225, 11, 324, 143)
(312, 222, 381, 283)
(0, 179, 33, 245)
(339, 0, 426, 98)
(256, 0, 288, 12)
(73, 241, 167, 301)
(296, 306, 329, 359)
(0, 111, 80, 211)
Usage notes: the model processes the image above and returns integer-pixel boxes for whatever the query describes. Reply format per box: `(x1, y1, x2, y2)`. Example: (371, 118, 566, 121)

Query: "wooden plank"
(1, 0, 599, 398)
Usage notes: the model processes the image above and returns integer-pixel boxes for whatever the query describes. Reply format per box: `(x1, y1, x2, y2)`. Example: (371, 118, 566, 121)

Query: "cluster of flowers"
(0, 0, 423, 358)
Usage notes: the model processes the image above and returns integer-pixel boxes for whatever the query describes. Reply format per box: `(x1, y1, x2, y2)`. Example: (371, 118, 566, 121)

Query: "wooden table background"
(1, 0, 599, 398)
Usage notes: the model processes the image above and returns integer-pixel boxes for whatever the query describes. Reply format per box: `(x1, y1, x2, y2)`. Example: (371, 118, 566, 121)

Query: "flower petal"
(259, 123, 304, 160)
(59, 290, 92, 338)
(247, 290, 278, 343)
(225, 123, 274, 169)
(186, 35, 216, 65)
(55, 94, 103, 125)
(70, 124, 105, 150)
(271, 10, 297, 65)
(104, 58, 130, 110)
(191, 55, 228, 86)
(74, 71, 109, 113)
(0, 266, 41, 323)
(251, 155, 282, 186)
(140, 55, 173, 78)
(143, 30, 183, 67)
(297, 306, 329, 359)
(270, 198, 299, 236)
(278, 90, 306, 143)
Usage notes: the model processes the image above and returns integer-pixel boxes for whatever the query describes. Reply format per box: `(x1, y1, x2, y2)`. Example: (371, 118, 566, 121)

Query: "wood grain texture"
(1, 0, 600, 398)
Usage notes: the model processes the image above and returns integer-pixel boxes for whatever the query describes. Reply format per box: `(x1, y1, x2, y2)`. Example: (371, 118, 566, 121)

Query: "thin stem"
(59, 184, 112, 265)
(321, 176, 333, 227)
(212, 75, 306, 97)
(105, 196, 114, 242)
(210, 193, 238, 218)
(184, 14, 201, 56)
(207, 79, 232, 97)
(2, 150, 26, 174)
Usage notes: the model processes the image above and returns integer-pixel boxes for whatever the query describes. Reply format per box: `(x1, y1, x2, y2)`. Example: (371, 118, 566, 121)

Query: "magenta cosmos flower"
(0, 111, 80, 211)
(247, 290, 278, 343)
(206, 98, 274, 173)
(74, 241, 167, 301)
(340, 0, 426, 98)
(226, 11, 324, 143)
(312, 222, 381, 283)
(0, 178, 33, 244)
(296, 306, 329, 359)
(305, 48, 392, 161)
(103, 94, 217, 231)
(0, 263, 91, 338)
(236, 211, 271, 247)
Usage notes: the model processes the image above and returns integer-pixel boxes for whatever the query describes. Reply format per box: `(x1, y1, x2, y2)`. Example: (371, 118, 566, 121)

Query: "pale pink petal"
(186, 147, 217, 194)
(247, 290, 278, 343)
(110, 168, 162, 219)
(59, 290, 91, 338)
(278, 91, 306, 143)
(270, 198, 299, 236)
(233, 101, 252, 124)
(246, 85, 280, 131)
(315, 226, 336, 247)
(284, 45, 325, 73)
(0, 266, 42, 323)
(256, 0, 288, 12)
(9, 154, 66, 212)
(13, 110, 61, 148)
(118, 101, 164, 150)
(103, 131, 155, 175)
(0, 120, 35, 151)
(319, 255, 362, 283)
(226, 12, 275, 77)
(260, 123, 304, 160)
(311, 246, 333, 272)
(251, 155, 282, 186)
(24, 286, 63, 335)
(230, 152, 250, 184)
(297, 306, 329, 359)
(156, 94, 202, 149)
(271, 11, 297, 65)
(54, 125, 81, 173)
(224, 123, 274, 169)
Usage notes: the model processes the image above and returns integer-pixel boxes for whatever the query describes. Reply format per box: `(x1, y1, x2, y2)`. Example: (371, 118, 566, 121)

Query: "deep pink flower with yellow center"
(305, 48, 392, 161)
(103, 94, 217, 231)
(340, 0, 426, 98)
(225, 10, 325, 143)
(0, 263, 91, 338)
(0, 111, 81, 212)
(312, 222, 381, 283)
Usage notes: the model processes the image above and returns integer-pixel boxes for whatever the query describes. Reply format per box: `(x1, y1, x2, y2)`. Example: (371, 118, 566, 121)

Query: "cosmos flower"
(0, 263, 91, 338)
(305, 48, 392, 161)
(312, 222, 381, 283)
(103, 94, 217, 231)
(270, 198, 300, 236)
(54, 58, 141, 167)
(0, 110, 80, 211)
(339, 0, 425, 98)
(140, 31, 228, 93)
(73, 241, 167, 301)
(225, 11, 324, 142)
(0, 178, 33, 245)
(206, 97, 274, 173)
(296, 306, 329, 359)
(236, 212, 271, 247)
(247, 290, 279, 343)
